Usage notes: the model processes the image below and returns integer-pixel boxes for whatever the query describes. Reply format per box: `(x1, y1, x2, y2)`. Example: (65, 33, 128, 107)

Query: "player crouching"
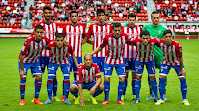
(69, 54, 104, 106)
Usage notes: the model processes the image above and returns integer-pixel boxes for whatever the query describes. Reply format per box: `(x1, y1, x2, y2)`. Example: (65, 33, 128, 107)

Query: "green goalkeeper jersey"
(142, 24, 167, 57)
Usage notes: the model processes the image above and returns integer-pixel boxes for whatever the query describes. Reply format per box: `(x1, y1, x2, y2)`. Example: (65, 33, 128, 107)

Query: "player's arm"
(19, 53, 26, 79)
(68, 44, 80, 68)
(76, 69, 85, 106)
(82, 37, 93, 45)
(77, 84, 85, 106)
(83, 25, 93, 45)
(177, 45, 185, 76)
(90, 35, 108, 56)
(89, 73, 102, 95)
(126, 37, 135, 46)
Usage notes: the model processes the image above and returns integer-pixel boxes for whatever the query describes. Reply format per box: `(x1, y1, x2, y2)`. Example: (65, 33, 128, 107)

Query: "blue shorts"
(48, 62, 70, 81)
(135, 59, 156, 76)
(124, 58, 135, 72)
(159, 64, 185, 78)
(104, 63, 126, 77)
(38, 56, 50, 73)
(92, 57, 105, 73)
(71, 81, 96, 90)
(69, 56, 82, 73)
(18, 61, 42, 77)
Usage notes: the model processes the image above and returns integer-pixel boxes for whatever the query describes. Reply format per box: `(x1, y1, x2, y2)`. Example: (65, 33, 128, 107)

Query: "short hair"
(55, 33, 64, 38)
(128, 13, 136, 19)
(151, 11, 160, 17)
(97, 9, 105, 16)
(43, 6, 52, 12)
(163, 30, 172, 36)
(70, 11, 78, 17)
(35, 25, 43, 31)
(140, 31, 150, 37)
(112, 22, 122, 29)
(84, 53, 92, 59)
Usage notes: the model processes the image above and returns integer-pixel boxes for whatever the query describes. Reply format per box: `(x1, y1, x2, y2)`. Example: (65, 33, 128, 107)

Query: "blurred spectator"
(156, 2, 161, 13)
(181, 1, 185, 12)
(3, 0, 8, 7)
(180, 24, 185, 29)
(167, 25, 172, 30)
(81, 15, 86, 22)
(21, 17, 27, 28)
(23, 10, 28, 21)
(10, 18, 15, 25)
(29, 5, 34, 19)
(174, 22, 180, 29)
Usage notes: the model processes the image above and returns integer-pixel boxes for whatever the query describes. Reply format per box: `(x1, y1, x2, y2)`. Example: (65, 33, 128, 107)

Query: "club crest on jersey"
(159, 30, 161, 34)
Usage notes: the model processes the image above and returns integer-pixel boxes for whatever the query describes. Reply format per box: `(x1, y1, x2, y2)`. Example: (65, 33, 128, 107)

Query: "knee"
(104, 77, 110, 82)
(159, 75, 166, 79)
(70, 85, 77, 91)
(125, 72, 129, 78)
(119, 76, 125, 82)
(99, 84, 105, 90)
(132, 72, 136, 78)
(136, 75, 142, 80)
(35, 74, 42, 80)
(149, 76, 155, 80)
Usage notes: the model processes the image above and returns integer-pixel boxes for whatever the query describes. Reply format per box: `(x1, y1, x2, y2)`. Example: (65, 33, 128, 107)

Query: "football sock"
(118, 81, 125, 100)
(35, 79, 42, 98)
(93, 89, 104, 97)
(180, 79, 187, 100)
(150, 79, 158, 98)
(104, 81, 110, 101)
(159, 78, 165, 100)
(123, 77, 128, 95)
(20, 79, 26, 99)
(132, 78, 136, 95)
(47, 80, 53, 100)
(135, 78, 141, 99)
(53, 77, 57, 97)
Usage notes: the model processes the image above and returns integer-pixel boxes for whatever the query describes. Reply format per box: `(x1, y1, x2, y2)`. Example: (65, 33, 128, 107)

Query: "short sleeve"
(176, 44, 182, 57)
(76, 68, 83, 84)
(95, 65, 101, 78)
(126, 37, 136, 45)
(62, 26, 66, 37)
(68, 44, 73, 55)
(20, 40, 30, 55)
(86, 25, 92, 38)
(100, 35, 108, 48)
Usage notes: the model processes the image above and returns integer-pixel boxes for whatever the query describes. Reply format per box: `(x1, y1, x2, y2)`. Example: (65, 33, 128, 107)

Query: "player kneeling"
(70, 54, 104, 106)
(44, 33, 80, 105)
(155, 30, 190, 105)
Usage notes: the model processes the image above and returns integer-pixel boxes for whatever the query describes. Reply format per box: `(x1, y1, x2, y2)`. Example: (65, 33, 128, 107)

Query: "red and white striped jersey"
(77, 63, 101, 84)
(62, 24, 85, 57)
(20, 36, 51, 63)
(36, 20, 58, 57)
(46, 41, 73, 64)
(157, 40, 182, 66)
(122, 25, 142, 58)
(100, 32, 129, 65)
(86, 23, 112, 57)
(128, 37, 160, 62)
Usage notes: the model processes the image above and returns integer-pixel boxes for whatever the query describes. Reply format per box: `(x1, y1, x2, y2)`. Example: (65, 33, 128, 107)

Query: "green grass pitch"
(0, 38, 199, 111)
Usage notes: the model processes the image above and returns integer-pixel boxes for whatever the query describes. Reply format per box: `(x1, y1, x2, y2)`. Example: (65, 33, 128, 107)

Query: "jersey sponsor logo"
(94, 31, 108, 36)
(110, 44, 124, 49)
(67, 32, 82, 36)
(44, 31, 56, 35)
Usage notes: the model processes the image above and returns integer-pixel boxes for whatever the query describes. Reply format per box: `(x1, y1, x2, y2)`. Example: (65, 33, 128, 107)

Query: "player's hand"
(20, 70, 26, 79)
(89, 87, 96, 95)
(76, 64, 81, 68)
(80, 97, 85, 106)
(63, 40, 69, 47)
(180, 69, 186, 77)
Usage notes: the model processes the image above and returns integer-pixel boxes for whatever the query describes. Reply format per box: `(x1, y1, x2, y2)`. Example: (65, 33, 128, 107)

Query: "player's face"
(141, 35, 150, 45)
(55, 37, 64, 48)
(113, 27, 121, 38)
(128, 17, 136, 27)
(97, 13, 105, 22)
(34, 29, 43, 41)
(164, 33, 172, 45)
(151, 14, 160, 25)
(70, 13, 78, 23)
(84, 55, 92, 67)
(43, 9, 52, 20)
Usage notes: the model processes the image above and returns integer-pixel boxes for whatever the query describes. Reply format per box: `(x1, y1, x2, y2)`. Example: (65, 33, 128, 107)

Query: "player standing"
(121, 13, 142, 101)
(90, 22, 128, 105)
(35, 6, 60, 101)
(155, 30, 190, 105)
(84, 9, 112, 73)
(142, 11, 167, 101)
(44, 33, 79, 105)
(69, 54, 104, 106)
(19, 25, 51, 105)
(127, 31, 159, 103)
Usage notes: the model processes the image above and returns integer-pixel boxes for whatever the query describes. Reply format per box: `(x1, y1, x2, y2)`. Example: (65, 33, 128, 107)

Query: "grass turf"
(0, 38, 198, 111)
